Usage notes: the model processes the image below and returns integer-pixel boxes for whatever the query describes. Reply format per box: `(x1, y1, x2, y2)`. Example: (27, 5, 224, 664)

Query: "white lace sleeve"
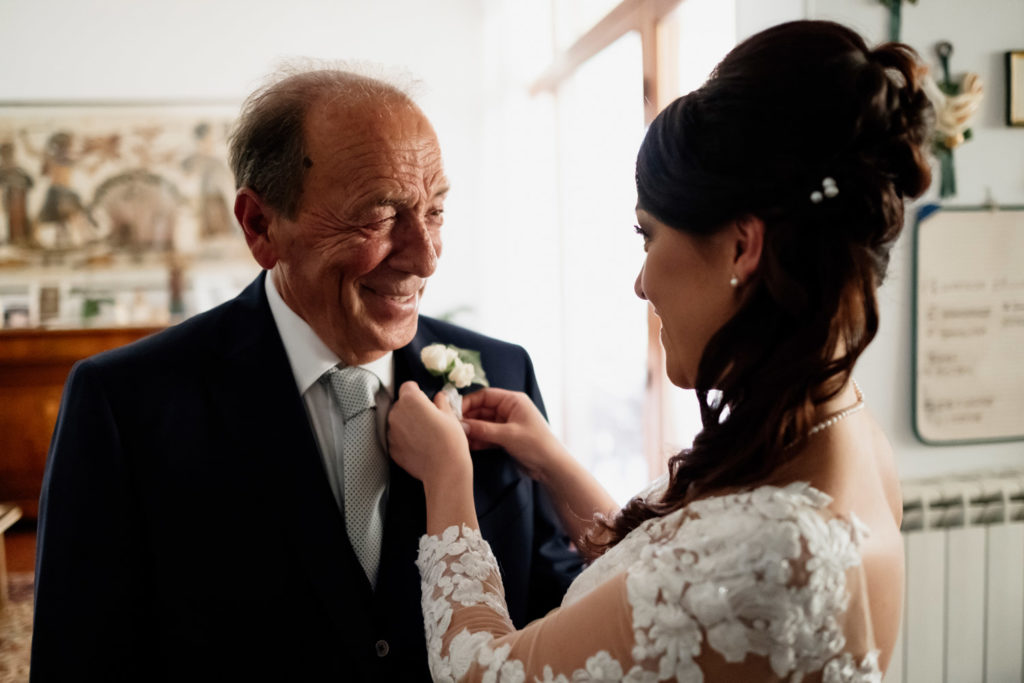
(416, 524, 517, 681)
(416, 483, 883, 682)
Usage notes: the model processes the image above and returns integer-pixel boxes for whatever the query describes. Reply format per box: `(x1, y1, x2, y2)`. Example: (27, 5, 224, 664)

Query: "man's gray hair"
(228, 61, 417, 219)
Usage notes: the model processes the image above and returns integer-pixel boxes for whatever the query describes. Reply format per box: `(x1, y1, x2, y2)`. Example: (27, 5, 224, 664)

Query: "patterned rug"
(0, 573, 33, 683)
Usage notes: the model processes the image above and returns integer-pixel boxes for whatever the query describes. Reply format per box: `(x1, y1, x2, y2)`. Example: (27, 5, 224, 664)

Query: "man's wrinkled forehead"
(304, 96, 442, 173)
(307, 90, 433, 142)
(299, 92, 447, 203)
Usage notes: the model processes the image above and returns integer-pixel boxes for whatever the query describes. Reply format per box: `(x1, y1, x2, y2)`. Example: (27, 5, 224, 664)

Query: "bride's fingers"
(398, 380, 427, 401)
(462, 387, 517, 412)
(462, 406, 500, 422)
(397, 382, 443, 417)
(433, 391, 460, 419)
(462, 417, 508, 446)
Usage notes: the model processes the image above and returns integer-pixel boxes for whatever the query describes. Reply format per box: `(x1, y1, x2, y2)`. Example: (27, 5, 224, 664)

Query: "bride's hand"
(388, 381, 472, 488)
(461, 388, 563, 481)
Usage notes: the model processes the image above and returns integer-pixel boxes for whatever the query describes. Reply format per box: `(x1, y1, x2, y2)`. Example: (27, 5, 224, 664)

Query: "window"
(478, 0, 736, 502)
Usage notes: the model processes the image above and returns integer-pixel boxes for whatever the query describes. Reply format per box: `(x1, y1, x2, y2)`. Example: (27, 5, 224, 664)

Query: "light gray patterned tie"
(322, 366, 388, 587)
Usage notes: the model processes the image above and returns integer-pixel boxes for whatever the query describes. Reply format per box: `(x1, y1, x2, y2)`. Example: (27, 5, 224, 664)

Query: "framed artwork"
(1009, 51, 1024, 126)
(0, 101, 259, 328)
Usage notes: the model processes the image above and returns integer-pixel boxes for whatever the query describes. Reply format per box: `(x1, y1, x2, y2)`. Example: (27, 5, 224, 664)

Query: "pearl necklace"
(806, 381, 865, 437)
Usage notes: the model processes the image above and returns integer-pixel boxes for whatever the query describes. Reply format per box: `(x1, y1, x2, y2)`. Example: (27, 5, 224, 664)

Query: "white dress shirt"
(264, 274, 394, 513)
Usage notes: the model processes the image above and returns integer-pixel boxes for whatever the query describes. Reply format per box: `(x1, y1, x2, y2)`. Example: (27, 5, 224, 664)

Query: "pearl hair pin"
(806, 380, 864, 437)
(810, 176, 839, 204)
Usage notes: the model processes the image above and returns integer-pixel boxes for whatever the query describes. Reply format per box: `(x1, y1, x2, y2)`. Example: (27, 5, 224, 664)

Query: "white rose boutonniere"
(421, 344, 459, 374)
(419, 343, 489, 419)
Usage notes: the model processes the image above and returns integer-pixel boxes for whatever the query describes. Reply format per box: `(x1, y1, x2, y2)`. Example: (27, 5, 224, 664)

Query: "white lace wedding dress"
(415, 481, 883, 682)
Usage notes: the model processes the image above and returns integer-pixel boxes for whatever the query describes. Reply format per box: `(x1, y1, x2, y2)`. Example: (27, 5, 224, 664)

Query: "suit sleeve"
(519, 349, 586, 620)
(31, 360, 151, 681)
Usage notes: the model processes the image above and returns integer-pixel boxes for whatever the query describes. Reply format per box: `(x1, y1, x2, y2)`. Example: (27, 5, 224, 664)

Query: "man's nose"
(390, 215, 439, 277)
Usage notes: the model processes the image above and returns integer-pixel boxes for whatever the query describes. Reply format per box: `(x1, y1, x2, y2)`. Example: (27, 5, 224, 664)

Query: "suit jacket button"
(375, 639, 389, 658)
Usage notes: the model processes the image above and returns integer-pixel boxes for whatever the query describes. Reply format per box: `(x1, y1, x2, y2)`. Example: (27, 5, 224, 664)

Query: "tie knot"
(323, 366, 380, 420)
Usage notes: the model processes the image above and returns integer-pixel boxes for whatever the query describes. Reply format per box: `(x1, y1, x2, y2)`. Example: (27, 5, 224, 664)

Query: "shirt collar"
(264, 273, 394, 397)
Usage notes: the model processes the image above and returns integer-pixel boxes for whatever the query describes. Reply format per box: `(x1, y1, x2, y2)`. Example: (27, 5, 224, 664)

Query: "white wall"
(0, 0, 487, 324)
(737, 0, 1024, 479)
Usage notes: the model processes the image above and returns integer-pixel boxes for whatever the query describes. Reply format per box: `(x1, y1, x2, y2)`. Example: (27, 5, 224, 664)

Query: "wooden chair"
(0, 503, 23, 608)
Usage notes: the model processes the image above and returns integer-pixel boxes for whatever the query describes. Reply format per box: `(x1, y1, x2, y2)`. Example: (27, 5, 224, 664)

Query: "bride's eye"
(634, 224, 651, 250)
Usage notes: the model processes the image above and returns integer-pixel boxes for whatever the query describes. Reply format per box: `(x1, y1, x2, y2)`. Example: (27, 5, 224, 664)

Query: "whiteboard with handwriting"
(914, 207, 1024, 444)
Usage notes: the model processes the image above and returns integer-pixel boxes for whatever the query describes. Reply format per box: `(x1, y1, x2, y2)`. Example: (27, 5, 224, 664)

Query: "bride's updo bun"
(593, 21, 933, 552)
(637, 21, 932, 281)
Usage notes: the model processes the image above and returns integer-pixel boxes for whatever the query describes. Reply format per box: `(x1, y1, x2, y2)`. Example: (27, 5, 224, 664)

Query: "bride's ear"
(731, 215, 764, 285)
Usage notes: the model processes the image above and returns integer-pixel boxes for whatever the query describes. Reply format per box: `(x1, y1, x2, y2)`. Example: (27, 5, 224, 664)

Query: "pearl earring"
(729, 276, 739, 287)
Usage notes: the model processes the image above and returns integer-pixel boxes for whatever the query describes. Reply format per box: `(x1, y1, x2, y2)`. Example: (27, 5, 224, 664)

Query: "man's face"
(260, 98, 448, 365)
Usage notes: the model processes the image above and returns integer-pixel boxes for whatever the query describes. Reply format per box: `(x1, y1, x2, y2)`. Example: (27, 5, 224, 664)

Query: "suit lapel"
(379, 323, 500, 580)
(374, 323, 449, 593)
(209, 274, 373, 629)
(376, 323, 436, 593)
(392, 324, 445, 398)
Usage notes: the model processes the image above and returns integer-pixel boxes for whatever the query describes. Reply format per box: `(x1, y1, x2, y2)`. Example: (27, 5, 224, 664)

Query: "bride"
(388, 19, 932, 682)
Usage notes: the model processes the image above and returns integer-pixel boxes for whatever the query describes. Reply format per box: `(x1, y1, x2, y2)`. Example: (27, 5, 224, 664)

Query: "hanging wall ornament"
(922, 41, 983, 198)
(878, 0, 917, 42)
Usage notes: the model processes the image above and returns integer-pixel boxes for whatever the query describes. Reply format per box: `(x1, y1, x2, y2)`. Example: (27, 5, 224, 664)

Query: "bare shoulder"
(802, 409, 904, 673)
(793, 407, 899, 527)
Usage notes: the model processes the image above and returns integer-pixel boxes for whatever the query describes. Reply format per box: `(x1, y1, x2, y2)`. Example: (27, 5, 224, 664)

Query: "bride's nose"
(634, 264, 647, 300)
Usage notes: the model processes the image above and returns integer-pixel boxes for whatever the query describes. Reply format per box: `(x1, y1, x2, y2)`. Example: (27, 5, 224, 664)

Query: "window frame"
(530, 0, 685, 479)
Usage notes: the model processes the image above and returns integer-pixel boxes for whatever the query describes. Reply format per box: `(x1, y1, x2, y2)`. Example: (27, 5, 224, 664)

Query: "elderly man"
(31, 69, 582, 681)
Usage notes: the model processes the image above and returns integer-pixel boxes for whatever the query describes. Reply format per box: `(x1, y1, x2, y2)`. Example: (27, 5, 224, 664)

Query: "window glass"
(674, 0, 737, 95)
(557, 30, 649, 503)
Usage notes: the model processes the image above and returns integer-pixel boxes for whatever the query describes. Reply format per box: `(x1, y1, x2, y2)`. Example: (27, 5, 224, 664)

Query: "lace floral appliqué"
(416, 483, 882, 682)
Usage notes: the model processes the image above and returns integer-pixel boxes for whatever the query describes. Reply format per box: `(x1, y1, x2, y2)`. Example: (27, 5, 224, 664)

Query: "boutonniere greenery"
(420, 343, 489, 419)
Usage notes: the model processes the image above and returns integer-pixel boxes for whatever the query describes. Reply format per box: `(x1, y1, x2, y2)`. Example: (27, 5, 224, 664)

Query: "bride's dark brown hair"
(589, 20, 933, 551)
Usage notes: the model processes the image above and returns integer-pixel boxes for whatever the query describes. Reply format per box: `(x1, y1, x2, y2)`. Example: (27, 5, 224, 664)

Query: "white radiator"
(886, 471, 1024, 683)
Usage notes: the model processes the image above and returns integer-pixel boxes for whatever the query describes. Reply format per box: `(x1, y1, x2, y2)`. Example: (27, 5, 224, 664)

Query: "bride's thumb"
(433, 390, 453, 414)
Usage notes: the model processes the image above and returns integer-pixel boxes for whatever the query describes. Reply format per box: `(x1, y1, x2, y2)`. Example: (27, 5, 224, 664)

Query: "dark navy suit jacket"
(31, 272, 582, 681)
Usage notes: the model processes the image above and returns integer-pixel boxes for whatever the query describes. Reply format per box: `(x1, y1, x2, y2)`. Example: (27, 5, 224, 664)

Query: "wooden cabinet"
(0, 327, 162, 518)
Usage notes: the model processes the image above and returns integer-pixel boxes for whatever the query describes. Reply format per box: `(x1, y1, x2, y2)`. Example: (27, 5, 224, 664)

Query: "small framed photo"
(1, 292, 31, 328)
(1008, 51, 1024, 126)
(38, 285, 60, 323)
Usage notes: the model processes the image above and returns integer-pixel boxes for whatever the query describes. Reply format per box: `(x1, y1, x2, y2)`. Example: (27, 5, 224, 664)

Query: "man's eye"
(364, 214, 396, 228)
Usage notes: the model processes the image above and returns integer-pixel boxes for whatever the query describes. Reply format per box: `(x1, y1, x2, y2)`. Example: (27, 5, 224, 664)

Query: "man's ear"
(234, 188, 279, 269)
(731, 214, 764, 284)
